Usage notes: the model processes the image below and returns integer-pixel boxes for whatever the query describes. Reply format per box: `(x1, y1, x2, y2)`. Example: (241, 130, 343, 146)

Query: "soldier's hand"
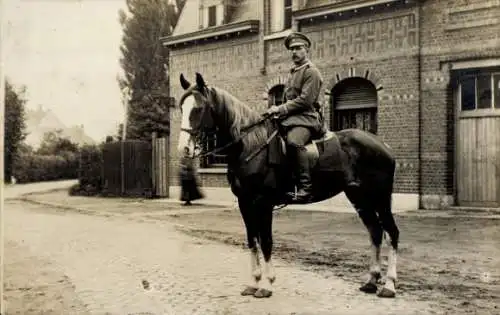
(266, 105, 281, 116)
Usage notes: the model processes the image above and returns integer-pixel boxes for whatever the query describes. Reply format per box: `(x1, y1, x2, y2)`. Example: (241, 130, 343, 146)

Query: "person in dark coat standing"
(179, 148, 204, 205)
(266, 32, 359, 203)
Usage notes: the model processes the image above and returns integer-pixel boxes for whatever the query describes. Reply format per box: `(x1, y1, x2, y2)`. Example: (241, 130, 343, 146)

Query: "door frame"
(453, 68, 500, 207)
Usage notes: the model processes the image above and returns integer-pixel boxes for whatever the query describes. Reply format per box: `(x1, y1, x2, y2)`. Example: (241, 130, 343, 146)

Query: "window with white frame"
(284, 0, 292, 29)
(460, 71, 500, 111)
(199, 1, 223, 29)
(200, 133, 228, 168)
(270, 0, 293, 33)
(208, 5, 217, 27)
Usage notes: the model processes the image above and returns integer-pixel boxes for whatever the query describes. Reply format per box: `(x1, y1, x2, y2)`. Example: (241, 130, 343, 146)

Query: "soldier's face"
(290, 45, 308, 64)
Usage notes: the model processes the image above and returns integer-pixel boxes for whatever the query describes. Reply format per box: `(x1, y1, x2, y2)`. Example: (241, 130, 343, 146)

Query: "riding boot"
(286, 146, 313, 203)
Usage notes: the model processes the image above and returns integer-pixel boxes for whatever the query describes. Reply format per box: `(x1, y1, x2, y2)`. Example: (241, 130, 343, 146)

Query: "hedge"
(13, 151, 79, 183)
(70, 144, 103, 196)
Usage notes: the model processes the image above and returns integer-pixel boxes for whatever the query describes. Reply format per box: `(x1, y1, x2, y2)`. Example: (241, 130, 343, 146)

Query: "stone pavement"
(3, 179, 77, 199)
(161, 185, 416, 213)
(4, 181, 435, 314)
(5, 200, 434, 315)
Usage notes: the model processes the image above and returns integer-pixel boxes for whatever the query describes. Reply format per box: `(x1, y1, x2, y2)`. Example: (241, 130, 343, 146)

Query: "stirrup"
(286, 188, 312, 202)
(347, 180, 361, 188)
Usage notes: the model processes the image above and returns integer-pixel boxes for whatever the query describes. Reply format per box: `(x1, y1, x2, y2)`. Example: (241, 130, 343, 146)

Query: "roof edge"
(294, 0, 401, 20)
(161, 20, 260, 47)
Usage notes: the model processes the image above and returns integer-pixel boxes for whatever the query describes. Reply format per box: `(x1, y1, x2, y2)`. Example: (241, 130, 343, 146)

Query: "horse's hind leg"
(254, 202, 275, 298)
(377, 199, 399, 298)
(238, 198, 262, 296)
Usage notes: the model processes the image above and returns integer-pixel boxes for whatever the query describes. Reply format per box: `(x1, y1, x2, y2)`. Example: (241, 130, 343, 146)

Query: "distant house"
(162, 0, 500, 209)
(25, 105, 95, 148)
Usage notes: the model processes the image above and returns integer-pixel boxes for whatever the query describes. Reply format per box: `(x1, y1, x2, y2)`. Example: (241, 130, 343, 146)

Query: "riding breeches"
(286, 126, 312, 148)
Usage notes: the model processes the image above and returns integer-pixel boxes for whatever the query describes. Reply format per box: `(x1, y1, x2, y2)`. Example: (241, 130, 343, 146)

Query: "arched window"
(331, 77, 378, 134)
(268, 84, 285, 107)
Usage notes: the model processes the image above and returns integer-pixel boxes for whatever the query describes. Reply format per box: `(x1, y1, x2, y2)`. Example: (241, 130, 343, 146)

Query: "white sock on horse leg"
(250, 247, 261, 287)
(385, 235, 397, 291)
(386, 246, 397, 280)
(368, 243, 381, 283)
(261, 258, 275, 291)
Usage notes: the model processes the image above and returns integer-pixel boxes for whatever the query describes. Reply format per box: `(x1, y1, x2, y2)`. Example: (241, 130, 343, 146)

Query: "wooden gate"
(455, 70, 500, 207)
(152, 132, 169, 197)
(101, 141, 123, 196)
(102, 140, 153, 197)
(101, 135, 170, 198)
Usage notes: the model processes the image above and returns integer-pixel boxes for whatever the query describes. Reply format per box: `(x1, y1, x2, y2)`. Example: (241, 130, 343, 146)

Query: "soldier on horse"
(266, 32, 359, 203)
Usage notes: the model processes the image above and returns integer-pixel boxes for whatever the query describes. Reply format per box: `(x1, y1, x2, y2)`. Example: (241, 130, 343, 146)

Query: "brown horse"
(176, 72, 400, 299)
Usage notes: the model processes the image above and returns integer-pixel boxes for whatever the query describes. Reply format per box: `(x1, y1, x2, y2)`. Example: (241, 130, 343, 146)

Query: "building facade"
(162, 0, 500, 209)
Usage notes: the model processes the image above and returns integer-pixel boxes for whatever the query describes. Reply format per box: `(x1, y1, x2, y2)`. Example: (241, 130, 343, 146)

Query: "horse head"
(177, 72, 269, 163)
(177, 72, 217, 157)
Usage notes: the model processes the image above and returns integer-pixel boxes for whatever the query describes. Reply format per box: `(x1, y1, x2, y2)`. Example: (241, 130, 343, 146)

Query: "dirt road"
(5, 197, 436, 315)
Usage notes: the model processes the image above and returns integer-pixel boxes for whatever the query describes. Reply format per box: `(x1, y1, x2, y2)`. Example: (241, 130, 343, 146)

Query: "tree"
(116, 123, 124, 141)
(117, 0, 185, 140)
(4, 79, 27, 182)
(37, 129, 79, 156)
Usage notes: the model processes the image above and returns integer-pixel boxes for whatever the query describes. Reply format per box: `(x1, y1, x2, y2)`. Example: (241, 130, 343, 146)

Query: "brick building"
(161, 0, 500, 209)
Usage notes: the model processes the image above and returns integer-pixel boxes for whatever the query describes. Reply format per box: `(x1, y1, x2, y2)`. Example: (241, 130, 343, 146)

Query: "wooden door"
(456, 72, 500, 207)
(457, 116, 500, 206)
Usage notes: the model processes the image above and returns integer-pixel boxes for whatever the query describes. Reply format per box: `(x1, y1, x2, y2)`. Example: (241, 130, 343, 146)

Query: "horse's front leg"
(254, 203, 275, 298)
(239, 198, 261, 296)
(356, 208, 383, 294)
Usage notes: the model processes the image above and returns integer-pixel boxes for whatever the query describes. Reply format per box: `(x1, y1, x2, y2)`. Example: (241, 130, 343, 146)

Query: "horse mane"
(210, 87, 269, 155)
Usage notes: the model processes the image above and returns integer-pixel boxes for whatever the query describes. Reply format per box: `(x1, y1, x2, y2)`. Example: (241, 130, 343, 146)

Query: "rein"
(183, 113, 274, 160)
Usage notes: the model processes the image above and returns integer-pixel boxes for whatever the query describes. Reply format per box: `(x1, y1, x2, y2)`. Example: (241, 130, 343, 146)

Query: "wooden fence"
(152, 132, 169, 198)
(101, 134, 169, 198)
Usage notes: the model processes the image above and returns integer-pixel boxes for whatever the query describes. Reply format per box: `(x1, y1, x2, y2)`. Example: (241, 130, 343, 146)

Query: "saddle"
(268, 129, 345, 173)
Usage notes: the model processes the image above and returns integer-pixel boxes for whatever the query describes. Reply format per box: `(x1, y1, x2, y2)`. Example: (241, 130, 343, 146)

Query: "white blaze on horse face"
(177, 95, 196, 155)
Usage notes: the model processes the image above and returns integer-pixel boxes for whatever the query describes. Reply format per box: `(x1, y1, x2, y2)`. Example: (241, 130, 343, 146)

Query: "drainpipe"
(417, 0, 423, 208)
(259, 0, 267, 75)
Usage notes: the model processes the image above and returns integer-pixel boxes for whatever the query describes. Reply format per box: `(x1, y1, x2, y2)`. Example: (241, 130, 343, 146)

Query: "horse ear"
(195, 72, 206, 88)
(180, 73, 191, 90)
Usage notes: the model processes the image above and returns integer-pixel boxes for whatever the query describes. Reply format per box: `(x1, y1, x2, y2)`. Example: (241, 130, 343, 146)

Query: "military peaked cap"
(284, 32, 311, 50)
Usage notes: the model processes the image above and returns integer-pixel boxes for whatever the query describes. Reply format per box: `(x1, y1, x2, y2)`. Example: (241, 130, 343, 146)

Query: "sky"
(3, 0, 129, 142)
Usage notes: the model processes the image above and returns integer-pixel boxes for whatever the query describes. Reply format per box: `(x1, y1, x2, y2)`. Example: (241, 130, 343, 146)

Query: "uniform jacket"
(277, 60, 324, 132)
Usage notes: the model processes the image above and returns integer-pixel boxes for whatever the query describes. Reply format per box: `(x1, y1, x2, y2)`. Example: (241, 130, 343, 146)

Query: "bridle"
(179, 85, 279, 161)
(181, 114, 273, 160)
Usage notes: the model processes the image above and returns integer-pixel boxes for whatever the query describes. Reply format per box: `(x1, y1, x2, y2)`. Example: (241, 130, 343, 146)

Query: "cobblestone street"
(4, 197, 435, 315)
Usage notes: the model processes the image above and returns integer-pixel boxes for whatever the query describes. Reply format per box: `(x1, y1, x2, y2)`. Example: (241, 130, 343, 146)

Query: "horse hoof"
(240, 286, 258, 296)
(253, 288, 273, 298)
(359, 282, 378, 294)
(377, 287, 396, 298)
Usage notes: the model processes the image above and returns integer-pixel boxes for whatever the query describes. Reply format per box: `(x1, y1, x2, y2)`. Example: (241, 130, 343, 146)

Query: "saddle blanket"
(268, 131, 345, 173)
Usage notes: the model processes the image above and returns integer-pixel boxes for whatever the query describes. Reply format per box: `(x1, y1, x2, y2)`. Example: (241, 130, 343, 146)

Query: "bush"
(69, 144, 103, 196)
(13, 151, 79, 183)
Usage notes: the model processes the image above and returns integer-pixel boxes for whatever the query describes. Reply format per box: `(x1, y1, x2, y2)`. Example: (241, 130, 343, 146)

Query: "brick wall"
(167, 0, 500, 207)
(419, 0, 500, 208)
(169, 35, 266, 188)
(297, 5, 421, 194)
